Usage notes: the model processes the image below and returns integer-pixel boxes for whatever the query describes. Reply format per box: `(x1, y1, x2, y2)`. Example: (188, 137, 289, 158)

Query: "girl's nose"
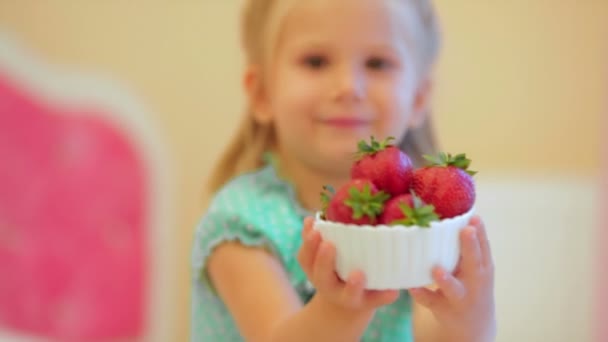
(332, 64, 365, 103)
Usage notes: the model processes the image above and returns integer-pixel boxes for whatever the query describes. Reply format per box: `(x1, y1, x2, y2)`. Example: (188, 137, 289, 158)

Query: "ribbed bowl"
(313, 208, 475, 289)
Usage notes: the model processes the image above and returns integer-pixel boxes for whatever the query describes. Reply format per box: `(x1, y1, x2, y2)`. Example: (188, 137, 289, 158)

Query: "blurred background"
(0, 1, 605, 341)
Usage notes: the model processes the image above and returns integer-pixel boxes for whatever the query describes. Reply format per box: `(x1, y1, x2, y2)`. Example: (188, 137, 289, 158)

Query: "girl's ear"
(409, 76, 433, 129)
(244, 65, 273, 124)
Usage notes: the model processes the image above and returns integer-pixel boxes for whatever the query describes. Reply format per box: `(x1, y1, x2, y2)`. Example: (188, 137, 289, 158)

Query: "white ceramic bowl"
(313, 208, 475, 289)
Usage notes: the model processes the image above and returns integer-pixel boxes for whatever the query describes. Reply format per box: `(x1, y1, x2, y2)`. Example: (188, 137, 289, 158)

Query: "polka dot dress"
(190, 164, 414, 341)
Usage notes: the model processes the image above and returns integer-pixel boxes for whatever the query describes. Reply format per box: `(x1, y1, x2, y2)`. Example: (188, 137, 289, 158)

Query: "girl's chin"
(316, 147, 358, 171)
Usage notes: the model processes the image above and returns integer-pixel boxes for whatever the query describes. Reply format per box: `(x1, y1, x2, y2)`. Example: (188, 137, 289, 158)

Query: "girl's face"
(251, 0, 431, 179)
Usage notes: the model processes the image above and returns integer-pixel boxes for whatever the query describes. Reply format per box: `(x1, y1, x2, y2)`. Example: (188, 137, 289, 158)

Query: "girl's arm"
(412, 293, 495, 342)
(207, 217, 398, 342)
(412, 300, 452, 342)
(207, 242, 374, 342)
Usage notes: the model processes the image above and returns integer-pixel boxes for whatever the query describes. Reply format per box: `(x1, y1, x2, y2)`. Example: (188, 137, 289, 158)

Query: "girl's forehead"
(277, 0, 415, 51)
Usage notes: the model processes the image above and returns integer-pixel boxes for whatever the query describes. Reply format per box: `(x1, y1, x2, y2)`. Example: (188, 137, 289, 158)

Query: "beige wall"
(0, 1, 604, 341)
(434, 1, 605, 176)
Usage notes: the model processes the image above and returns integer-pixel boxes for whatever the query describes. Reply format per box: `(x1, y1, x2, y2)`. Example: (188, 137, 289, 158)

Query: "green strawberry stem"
(320, 185, 336, 219)
(355, 136, 396, 159)
(345, 184, 390, 221)
(422, 152, 477, 176)
(389, 191, 439, 228)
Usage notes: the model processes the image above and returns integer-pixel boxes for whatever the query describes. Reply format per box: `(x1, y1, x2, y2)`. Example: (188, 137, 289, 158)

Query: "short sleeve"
(191, 207, 283, 294)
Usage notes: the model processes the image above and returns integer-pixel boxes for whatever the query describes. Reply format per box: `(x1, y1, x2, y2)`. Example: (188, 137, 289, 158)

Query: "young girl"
(191, 0, 496, 341)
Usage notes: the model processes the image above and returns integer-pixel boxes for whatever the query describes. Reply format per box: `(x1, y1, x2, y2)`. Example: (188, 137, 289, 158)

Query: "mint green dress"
(190, 163, 413, 341)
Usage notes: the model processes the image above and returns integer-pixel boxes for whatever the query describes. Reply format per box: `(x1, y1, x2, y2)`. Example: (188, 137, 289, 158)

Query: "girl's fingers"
(366, 289, 400, 307)
(432, 266, 466, 302)
(301, 216, 314, 240)
(409, 287, 441, 310)
(342, 270, 365, 307)
(460, 226, 483, 272)
(297, 219, 321, 276)
(470, 216, 494, 269)
(312, 241, 340, 291)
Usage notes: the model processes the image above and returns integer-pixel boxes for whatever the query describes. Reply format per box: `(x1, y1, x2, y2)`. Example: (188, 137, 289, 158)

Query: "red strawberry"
(321, 179, 390, 225)
(412, 152, 476, 219)
(379, 192, 439, 227)
(351, 136, 414, 196)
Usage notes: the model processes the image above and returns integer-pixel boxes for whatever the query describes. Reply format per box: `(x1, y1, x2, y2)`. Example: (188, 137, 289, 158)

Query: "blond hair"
(206, 0, 442, 195)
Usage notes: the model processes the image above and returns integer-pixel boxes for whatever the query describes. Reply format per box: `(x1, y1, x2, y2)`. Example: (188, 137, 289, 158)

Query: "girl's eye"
(303, 55, 328, 69)
(366, 57, 392, 70)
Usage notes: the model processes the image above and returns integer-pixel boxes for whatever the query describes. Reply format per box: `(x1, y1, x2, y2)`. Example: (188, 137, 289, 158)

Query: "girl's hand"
(409, 216, 496, 342)
(297, 217, 399, 312)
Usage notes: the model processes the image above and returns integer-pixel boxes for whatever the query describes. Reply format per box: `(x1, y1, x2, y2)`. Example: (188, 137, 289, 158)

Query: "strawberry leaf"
(320, 185, 336, 219)
(344, 183, 389, 221)
(355, 136, 396, 159)
(423, 152, 477, 176)
(389, 191, 439, 227)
